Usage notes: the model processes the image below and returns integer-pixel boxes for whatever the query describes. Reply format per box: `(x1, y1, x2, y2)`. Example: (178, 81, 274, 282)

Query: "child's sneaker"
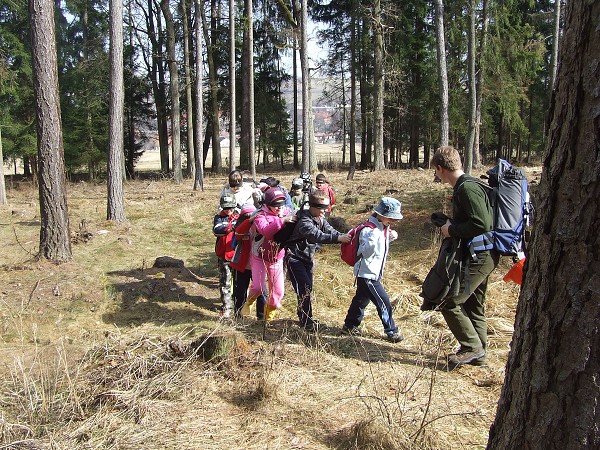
(386, 332, 404, 343)
(341, 324, 362, 336)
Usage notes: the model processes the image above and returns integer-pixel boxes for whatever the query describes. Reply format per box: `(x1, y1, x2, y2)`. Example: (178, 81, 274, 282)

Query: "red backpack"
(340, 221, 376, 266)
(215, 230, 237, 261)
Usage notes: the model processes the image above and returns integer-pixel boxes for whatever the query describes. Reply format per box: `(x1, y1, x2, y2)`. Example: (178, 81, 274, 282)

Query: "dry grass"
(0, 167, 526, 449)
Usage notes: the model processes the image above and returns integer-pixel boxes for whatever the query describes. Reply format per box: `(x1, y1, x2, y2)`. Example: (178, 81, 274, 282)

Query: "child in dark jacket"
(213, 192, 239, 318)
(286, 190, 351, 330)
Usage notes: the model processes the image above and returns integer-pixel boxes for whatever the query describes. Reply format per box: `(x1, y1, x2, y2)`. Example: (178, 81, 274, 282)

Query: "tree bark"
(549, 0, 562, 94)
(0, 127, 7, 205)
(193, 0, 205, 191)
(246, 0, 256, 178)
(182, 0, 195, 178)
(473, 0, 488, 168)
(239, 0, 250, 170)
(292, 28, 299, 170)
(107, 0, 126, 222)
(161, 0, 183, 183)
(465, 0, 476, 175)
(488, 2, 600, 448)
(146, 0, 170, 174)
(299, 0, 310, 173)
(228, 0, 236, 172)
(434, 0, 449, 148)
(347, 0, 357, 180)
(372, 0, 384, 171)
(29, 0, 72, 262)
(201, 0, 222, 173)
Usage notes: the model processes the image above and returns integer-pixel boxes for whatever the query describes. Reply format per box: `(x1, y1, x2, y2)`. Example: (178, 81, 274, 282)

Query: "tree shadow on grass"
(103, 263, 222, 328)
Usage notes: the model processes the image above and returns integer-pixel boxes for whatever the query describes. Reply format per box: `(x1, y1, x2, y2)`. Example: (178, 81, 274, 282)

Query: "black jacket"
(420, 237, 464, 310)
(285, 209, 341, 263)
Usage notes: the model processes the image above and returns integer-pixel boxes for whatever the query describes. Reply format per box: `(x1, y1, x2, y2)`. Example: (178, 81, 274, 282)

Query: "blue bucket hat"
(374, 197, 403, 220)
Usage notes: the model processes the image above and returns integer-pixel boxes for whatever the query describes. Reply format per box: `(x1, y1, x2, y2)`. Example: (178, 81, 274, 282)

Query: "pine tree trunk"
(228, 0, 236, 172)
(182, 0, 195, 178)
(239, 0, 250, 170)
(372, 0, 384, 171)
(147, 0, 170, 173)
(465, 0, 476, 175)
(299, 0, 310, 173)
(473, 0, 488, 168)
(488, 2, 600, 448)
(193, 0, 205, 191)
(246, 0, 255, 179)
(292, 30, 299, 170)
(161, 0, 183, 183)
(434, 0, 449, 147)
(29, 0, 72, 263)
(347, 0, 357, 181)
(0, 127, 7, 205)
(205, 0, 221, 173)
(107, 0, 126, 222)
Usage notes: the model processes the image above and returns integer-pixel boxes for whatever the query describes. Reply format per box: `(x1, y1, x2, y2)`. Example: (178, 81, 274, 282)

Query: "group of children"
(212, 169, 404, 343)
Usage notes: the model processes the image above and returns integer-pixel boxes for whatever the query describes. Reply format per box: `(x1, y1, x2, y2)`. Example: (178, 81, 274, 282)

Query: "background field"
(0, 166, 538, 449)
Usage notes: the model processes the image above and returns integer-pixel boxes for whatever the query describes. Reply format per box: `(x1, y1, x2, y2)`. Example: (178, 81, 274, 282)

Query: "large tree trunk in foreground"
(30, 0, 72, 263)
(488, 2, 600, 449)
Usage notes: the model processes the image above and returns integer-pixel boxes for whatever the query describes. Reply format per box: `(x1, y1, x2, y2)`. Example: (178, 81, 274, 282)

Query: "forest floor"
(0, 162, 541, 449)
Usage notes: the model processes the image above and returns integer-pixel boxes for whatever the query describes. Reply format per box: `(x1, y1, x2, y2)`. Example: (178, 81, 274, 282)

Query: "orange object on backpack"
(503, 258, 525, 285)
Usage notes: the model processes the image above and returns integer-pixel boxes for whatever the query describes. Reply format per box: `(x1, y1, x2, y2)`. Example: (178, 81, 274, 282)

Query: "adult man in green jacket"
(431, 146, 499, 367)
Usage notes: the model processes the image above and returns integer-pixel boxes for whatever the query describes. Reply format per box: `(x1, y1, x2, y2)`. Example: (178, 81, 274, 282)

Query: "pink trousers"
(248, 254, 285, 309)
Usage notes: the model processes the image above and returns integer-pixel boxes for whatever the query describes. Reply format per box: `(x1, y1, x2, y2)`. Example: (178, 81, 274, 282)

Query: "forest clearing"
(0, 166, 538, 449)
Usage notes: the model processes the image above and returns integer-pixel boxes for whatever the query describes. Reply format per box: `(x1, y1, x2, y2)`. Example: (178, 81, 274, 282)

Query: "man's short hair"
(309, 189, 328, 204)
(431, 146, 462, 171)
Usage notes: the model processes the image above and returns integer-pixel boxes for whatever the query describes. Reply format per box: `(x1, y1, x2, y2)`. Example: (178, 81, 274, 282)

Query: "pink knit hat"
(240, 204, 256, 215)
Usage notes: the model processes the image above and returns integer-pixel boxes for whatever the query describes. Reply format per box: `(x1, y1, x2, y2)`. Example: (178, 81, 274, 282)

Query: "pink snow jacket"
(251, 205, 292, 263)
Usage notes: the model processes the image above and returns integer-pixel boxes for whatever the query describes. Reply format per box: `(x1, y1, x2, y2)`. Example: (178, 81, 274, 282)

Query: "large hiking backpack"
(486, 159, 532, 256)
(466, 159, 533, 257)
(340, 221, 376, 266)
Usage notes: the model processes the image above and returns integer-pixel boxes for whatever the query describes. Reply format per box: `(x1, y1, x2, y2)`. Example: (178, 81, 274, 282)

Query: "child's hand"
(338, 234, 351, 244)
(284, 214, 297, 223)
(441, 219, 451, 238)
(389, 230, 398, 241)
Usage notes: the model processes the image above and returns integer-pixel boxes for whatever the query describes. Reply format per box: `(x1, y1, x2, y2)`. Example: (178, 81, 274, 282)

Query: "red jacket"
(213, 211, 238, 261)
(230, 217, 253, 271)
(318, 183, 335, 213)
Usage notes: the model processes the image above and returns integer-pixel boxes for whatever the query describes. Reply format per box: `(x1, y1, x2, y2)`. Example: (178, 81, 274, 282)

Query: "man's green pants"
(441, 250, 499, 352)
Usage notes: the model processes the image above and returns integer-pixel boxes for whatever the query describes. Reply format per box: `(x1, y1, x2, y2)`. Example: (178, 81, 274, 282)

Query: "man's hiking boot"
(341, 324, 362, 336)
(447, 347, 485, 367)
(386, 332, 404, 343)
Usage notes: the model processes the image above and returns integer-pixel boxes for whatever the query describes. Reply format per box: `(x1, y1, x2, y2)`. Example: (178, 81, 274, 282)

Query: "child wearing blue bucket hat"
(341, 197, 404, 343)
